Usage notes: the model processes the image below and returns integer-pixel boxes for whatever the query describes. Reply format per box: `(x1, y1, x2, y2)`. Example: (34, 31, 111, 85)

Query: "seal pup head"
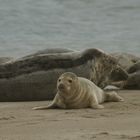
(57, 72, 78, 96)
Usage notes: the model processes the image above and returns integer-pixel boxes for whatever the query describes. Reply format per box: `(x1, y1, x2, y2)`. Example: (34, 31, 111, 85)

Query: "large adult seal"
(0, 48, 128, 101)
(33, 72, 124, 110)
(111, 52, 140, 70)
(111, 61, 140, 89)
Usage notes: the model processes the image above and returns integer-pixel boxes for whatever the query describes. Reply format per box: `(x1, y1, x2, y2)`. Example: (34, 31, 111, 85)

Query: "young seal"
(33, 72, 124, 110)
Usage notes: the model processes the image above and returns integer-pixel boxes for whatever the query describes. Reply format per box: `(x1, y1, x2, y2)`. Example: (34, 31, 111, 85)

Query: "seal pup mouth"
(58, 83, 66, 90)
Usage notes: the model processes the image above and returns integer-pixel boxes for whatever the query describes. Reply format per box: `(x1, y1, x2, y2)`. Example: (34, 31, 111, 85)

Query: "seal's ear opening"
(110, 66, 128, 81)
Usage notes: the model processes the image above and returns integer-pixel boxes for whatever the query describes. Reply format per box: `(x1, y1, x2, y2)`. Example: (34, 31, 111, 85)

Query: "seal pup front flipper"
(32, 93, 66, 110)
(32, 103, 56, 110)
(32, 102, 66, 110)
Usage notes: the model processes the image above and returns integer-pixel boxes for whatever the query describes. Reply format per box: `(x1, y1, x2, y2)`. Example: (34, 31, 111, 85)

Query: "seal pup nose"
(58, 83, 65, 90)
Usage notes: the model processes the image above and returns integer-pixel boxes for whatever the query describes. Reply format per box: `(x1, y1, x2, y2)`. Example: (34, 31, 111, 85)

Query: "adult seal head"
(33, 72, 124, 110)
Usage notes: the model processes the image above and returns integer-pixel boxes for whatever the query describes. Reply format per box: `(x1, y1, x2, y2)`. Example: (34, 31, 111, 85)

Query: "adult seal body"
(0, 48, 128, 101)
(111, 61, 140, 89)
(33, 72, 124, 110)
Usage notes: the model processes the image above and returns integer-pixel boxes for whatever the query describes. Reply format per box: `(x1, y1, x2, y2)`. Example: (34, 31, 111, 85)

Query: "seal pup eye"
(58, 79, 61, 82)
(68, 79, 72, 83)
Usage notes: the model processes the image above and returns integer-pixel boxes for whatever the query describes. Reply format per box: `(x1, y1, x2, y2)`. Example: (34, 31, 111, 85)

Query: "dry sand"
(0, 90, 140, 140)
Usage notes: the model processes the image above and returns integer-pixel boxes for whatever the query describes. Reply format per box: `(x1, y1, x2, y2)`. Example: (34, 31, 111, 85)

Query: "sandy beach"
(0, 90, 140, 140)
